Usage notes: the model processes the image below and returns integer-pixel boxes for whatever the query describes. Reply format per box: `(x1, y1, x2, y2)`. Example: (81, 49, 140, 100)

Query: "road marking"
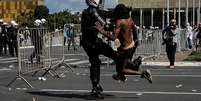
(39, 89, 201, 95)
(64, 59, 80, 62)
(64, 54, 86, 56)
(100, 74, 201, 78)
(69, 60, 89, 65)
(0, 68, 12, 71)
(0, 60, 17, 63)
(0, 57, 17, 61)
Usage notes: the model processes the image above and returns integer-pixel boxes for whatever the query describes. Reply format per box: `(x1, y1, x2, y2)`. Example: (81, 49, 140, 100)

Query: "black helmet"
(85, 0, 102, 8)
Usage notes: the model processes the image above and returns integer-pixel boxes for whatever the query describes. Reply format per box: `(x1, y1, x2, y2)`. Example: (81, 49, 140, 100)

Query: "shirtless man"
(95, 4, 152, 83)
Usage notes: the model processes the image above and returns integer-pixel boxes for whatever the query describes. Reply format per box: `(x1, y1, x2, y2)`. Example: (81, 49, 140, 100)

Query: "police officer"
(29, 19, 43, 63)
(1, 22, 8, 55)
(7, 21, 18, 57)
(0, 19, 4, 55)
(81, 0, 117, 99)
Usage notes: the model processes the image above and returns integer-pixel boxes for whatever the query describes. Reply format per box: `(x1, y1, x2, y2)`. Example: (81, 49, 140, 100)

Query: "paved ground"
(0, 47, 201, 101)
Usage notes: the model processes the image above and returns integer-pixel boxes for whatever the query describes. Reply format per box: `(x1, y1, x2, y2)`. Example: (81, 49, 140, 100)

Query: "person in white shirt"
(186, 23, 193, 49)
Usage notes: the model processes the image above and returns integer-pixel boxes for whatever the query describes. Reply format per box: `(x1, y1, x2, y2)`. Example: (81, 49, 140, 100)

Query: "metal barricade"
(7, 28, 73, 88)
(64, 24, 81, 52)
(135, 29, 163, 59)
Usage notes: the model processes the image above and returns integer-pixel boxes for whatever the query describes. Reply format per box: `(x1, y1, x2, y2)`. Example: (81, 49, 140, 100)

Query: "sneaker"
(141, 69, 152, 83)
(112, 74, 127, 82)
(91, 86, 104, 99)
(131, 56, 143, 71)
(91, 85, 103, 94)
(90, 92, 104, 99)
(169, 66, 175, 69)
(97, 84, 103, 92)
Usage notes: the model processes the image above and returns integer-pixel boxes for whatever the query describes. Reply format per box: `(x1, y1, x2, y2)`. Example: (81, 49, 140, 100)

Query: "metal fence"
(63, 24, 190, 63)
(7, 28, 73, 88)
(133, 28, 189, 60)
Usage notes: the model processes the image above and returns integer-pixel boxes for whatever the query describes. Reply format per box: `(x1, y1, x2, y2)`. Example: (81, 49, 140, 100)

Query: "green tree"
(34, 5, 49, 19)
(47, 9, 81, 31)
(16, 11, 35, 27)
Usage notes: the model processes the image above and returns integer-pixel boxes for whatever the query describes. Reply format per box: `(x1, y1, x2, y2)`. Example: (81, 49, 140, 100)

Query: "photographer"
(162, 19, 178, 69)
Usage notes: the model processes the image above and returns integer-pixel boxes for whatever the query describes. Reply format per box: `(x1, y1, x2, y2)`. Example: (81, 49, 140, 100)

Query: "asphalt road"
(0, 47, 201, 101)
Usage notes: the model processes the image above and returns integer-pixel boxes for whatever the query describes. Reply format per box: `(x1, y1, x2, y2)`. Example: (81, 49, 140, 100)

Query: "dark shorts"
(116, 47, 135, 72)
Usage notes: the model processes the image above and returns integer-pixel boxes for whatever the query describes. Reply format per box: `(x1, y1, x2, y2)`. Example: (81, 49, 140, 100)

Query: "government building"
(118, 0, 201, 29)
(0, 0, 44, 22)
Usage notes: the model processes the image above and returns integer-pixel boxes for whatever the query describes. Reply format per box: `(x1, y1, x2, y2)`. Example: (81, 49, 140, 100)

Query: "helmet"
(3, 22, 8, 25)
(11, 20, 16, 25)
(41, 18, 47, 24)
(34, 19, 41, 26)
(0, 19, 3, 23)
(85, 0, 102, 8)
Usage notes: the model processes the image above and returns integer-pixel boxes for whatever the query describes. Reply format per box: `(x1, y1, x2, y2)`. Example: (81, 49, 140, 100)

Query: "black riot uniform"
(7, 25, 18, 57)
(81, 1, 117, 98)
(0, 24, 8, 55)
(0, 22, 3, 55)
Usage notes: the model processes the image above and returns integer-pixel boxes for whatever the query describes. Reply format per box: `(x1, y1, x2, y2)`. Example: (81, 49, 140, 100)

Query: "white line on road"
(0, 68, 12, 71)
(101, 74, 201, 78)
(0, 57, 17, 61)
(64, 54, 86, 56)
(64, 59, 80, 62)
(39, 89, 201, 95)
(69, 60, 89, 65)
(0, 60, 17, 63)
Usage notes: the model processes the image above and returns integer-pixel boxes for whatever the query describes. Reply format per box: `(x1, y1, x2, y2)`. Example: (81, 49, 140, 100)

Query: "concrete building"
(0, 0, 44, 22)
(118, 0, 201, 29)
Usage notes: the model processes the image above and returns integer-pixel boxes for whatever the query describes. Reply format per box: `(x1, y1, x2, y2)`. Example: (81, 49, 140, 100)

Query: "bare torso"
(116, 17, 134, 49)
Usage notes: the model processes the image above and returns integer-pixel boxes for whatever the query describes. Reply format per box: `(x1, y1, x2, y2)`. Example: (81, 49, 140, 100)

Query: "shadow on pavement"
(27, 91, 139, 100)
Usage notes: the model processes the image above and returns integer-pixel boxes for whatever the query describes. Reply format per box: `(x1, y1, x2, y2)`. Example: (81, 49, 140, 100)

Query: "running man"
(95, 4, 152, 83)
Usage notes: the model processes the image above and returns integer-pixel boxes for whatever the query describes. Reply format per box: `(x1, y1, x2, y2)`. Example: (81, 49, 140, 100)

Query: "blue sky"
(45, 0, 118, 13)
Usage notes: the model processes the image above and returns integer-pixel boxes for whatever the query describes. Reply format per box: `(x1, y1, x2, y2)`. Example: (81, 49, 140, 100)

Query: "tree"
(34, 5, 49, 19)
(16, 11, 35, 27)
(46, 9, 81, 31)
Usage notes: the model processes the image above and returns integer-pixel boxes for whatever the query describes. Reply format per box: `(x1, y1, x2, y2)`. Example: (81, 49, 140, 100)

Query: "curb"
(143, 62, 201, 67)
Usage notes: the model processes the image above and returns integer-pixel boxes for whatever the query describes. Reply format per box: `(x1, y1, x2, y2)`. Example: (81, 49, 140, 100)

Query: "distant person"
(67, 24, 77, 51)
(64, 27, 70, 46)
(162, 19, 179, 69)
(195, 23, 201, 49)
(0, 22, 8, 55)
(7, 21, 18, 57)
(186, 23, 193, 49)
(29, 19, 43, 63)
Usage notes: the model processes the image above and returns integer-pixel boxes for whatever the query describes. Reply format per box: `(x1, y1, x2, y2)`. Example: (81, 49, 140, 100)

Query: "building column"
(163, 8, 165, 29)
(198, 0, 201, 24)
(139, 9, 143, 43)
(186, 0, 189, 24)
(151, 9, 154, 27)
(174, 8, 177, 20)
(178, 0, 181, 29)
(197, 8, 200, 25)
(140, 9, 143, 29)
(167, 0, 170, 25)
(193, 0, 195, 26)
